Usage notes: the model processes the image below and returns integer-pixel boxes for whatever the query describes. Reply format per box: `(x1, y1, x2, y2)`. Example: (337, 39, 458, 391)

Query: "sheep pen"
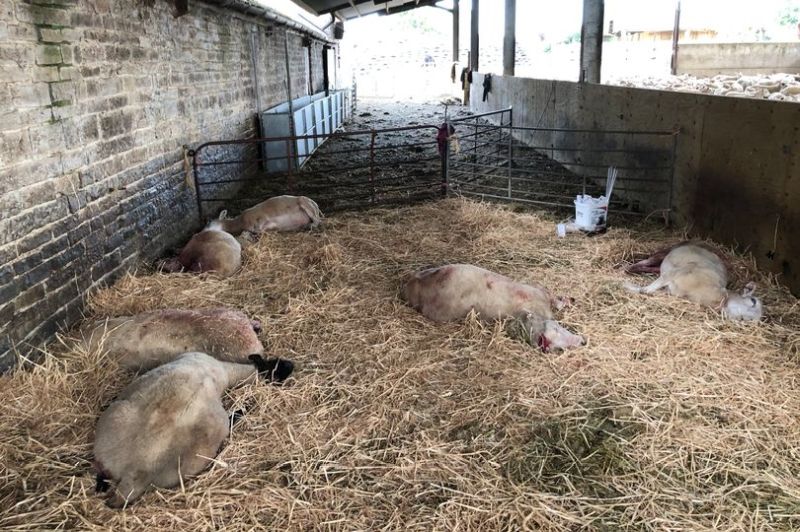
(2, 197, 800, 531)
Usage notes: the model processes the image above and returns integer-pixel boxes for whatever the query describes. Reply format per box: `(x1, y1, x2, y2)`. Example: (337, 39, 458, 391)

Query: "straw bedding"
(2, 197, 799, 531)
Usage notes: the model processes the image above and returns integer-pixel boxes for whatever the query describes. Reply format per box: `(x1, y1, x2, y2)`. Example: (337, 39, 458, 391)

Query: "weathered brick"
(0, 61, 29, 83)
(0, 43, 35, 65)
(32, 66, 59, 82)
(58, 65, 77, 80)
(99, 110, 133, 139)
(9, 82, 50, 108)
(35, 44, 62, 66)
(0, 282, 20, 307)
(0, 129, 33, 166)
(60, 44, 73, 64)
(17, 4, 72, 27)
(39, 28, 65, 43)
(49, 80, 75, 103)
(13, 283, 46, 312)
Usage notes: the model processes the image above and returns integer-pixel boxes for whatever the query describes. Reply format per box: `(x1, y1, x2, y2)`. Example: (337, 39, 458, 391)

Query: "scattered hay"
(2, 197, 800, 530)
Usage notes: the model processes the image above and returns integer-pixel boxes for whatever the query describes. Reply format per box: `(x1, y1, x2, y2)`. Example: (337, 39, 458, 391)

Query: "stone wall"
(0, 0, 337, 369)
(470, 74, 800, 296)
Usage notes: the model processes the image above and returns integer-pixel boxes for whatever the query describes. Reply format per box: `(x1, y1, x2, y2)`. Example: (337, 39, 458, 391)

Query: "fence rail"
(447, 108, 678, 219)
(190, 105, 678, 224)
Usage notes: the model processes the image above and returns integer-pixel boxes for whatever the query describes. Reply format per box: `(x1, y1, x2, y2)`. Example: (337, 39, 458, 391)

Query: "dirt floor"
(207, 99, 475, 215)
(2, 197, 800, 530)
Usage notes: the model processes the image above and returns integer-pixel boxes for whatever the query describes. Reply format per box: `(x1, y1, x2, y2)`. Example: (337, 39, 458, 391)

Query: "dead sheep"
(93, 352, 294, 508)
(80, 308, 264, 371)
(624, 242, 763, 320)
(216, 195, 323, 235)
(161, 220, 242, 278)
(403, 263, 585, 351)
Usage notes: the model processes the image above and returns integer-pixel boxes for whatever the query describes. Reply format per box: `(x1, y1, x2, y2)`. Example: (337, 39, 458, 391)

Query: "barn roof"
(291, 0, 442, 20)
(204, 0, 335, 41)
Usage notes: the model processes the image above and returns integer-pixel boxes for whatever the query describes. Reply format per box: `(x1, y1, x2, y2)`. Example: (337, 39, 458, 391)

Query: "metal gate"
(448, 108, 678, 220)
(190, 109, 677, 222)
(190, 124, 446, 220)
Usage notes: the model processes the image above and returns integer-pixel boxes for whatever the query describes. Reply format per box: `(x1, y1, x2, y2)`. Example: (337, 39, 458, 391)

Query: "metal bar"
(450, 108, 512, 122)
(191, 149, 202, 222)
(507, 124, 513, 198)
(507, 173, 670, 186)
(193, 125, 441, 152)
(454, 190, 653, 216)
(508, 145, 672, 155)
(369, 130, 376, 203)
(454, 123, 677, 136)
(667, 130, 678, 224)
(457, 152, 673, 171)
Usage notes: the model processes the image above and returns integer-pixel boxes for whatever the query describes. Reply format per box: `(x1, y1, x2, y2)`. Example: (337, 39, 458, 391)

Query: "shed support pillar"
(503, 0, 515, 76)
(470, 0, 479, 71)
(579, 0, 604, 83)
(453, 0, 460, 62)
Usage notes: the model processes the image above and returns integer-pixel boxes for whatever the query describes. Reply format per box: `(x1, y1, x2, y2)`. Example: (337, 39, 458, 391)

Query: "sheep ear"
(742, 282, 756, 297)
(218, 209, 228, 220)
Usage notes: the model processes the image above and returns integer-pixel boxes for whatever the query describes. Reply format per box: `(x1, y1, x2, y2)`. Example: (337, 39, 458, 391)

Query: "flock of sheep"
(610, 73, 800, 102)
(81, 194, 764, 508)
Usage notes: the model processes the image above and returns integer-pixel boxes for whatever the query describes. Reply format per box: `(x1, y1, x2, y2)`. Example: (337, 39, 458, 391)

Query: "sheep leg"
(624, 277, 669, 295)
(106, 472, 149, 509)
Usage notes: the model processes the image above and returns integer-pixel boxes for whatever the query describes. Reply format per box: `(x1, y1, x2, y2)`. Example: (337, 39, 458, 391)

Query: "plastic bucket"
(574, 195, 608, 231)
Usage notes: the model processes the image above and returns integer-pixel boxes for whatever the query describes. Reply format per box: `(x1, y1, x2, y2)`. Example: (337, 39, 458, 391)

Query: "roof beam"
(375, 0, 439, 16)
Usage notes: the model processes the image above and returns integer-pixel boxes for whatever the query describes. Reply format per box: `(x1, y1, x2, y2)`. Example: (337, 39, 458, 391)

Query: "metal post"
(285, 139, 294, 193)
(453, 0, 460, 62)
(284, 31, 297, 172)
(463, 51, 471, 105)
(250, 30, 262, 114)
(472, 118, 478, 181)
(190, 149, 202, 222)
(670, 0, 681, 75)
(579, 0, 604, 83)
(442, 133, 450, 197)
(667, 130, 678, 225)
(470, 0, 479, 71)
(503, 0, 516, 76)
(507, 122, 513, 198)
(369, 130, 376, 203)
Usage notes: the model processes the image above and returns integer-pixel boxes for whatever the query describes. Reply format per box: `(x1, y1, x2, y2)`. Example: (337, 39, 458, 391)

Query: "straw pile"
(2, 197, 800, 530)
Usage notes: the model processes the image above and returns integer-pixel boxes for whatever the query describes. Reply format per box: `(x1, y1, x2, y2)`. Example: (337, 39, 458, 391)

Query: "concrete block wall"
(0, 0, 336, 369)
(470, 74, 800, 296)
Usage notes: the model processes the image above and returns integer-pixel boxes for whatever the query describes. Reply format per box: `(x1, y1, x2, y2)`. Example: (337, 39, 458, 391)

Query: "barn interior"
(1, 0, 800, 530)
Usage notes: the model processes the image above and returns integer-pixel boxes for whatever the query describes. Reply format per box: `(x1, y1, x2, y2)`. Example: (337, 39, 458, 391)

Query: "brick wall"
(0, 0, 337, 370)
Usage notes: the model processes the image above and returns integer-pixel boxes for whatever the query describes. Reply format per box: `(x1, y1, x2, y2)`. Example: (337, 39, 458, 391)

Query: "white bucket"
(574, 195, 608, 231)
